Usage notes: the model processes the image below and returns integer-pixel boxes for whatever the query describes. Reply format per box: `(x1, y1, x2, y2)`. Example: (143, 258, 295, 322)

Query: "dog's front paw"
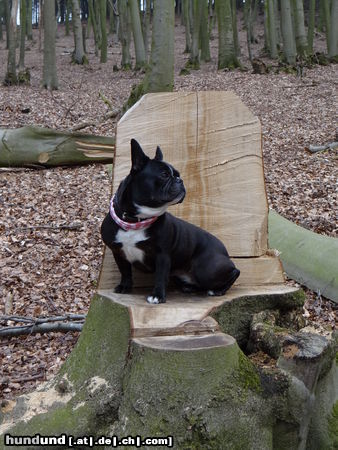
(146, 295, 166, 304)
(115, 284, 132, 294)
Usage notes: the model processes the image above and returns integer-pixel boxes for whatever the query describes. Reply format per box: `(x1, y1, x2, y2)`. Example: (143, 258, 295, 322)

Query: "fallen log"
(0, 126, 115, 168)
(268, 210, 338, 303)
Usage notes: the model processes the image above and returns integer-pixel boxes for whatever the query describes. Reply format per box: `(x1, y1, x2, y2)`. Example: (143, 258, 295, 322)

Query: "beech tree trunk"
(42, 0, 58, 89)
(26, 0, 33, 40)
(4, 0, 18, 85)
(129, 0, 146, 69)
(267, 0, 278, 58)
(182, 0, 191, 53)
(18, 0, 27, 73)
(328, 0, 338, 58)
(72, 0, 87, 64)
(215, 0, 239, 69)
(147, 0, 175, 92)
(292, 0, 308, 56)
(99, 0, 107, 63)
(189, 0, 202, 69)
(118, 0, 131, 69)
(281, 0, 296, 64)
(307, 0, 316, 54)
(199, 0, 210, 62)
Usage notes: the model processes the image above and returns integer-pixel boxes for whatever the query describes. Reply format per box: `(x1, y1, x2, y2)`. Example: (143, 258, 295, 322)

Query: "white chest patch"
(115, 228, 148, 264)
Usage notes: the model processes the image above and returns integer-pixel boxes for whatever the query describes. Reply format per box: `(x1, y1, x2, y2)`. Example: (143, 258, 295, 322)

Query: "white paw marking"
(207, 290, 215, 296)
(146, 296, 160, 304)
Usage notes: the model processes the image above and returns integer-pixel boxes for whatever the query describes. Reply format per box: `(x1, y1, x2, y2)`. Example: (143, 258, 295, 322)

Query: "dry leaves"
(0, 19, 337, 400)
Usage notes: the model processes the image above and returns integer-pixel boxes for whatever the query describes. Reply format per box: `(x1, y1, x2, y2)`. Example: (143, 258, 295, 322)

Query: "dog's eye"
(160, 171, 170, 179)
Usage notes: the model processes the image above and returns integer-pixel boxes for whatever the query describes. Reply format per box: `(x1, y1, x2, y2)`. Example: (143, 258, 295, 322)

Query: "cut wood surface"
(99, 91, 298, 340)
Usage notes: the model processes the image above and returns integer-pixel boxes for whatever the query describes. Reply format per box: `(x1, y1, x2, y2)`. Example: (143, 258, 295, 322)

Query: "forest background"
(0, 0, 337, 400)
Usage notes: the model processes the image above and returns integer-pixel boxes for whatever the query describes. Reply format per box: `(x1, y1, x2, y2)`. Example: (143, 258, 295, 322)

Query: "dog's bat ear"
(155, 146, 163, 161)
(131, 139, 149, 172)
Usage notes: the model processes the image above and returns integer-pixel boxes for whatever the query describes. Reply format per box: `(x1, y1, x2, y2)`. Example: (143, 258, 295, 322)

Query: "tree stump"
(1, 93, 337, 450)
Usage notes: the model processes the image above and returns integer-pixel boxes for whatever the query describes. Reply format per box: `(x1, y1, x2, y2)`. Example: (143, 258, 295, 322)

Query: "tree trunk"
(328, 0, 338, 58)
(142, 0, 151, 57)
(189, 0, 202, 69)
(182, 0, 191, 53)
(322, 0, 331, 53)
(0, 126, 115, 168)
(231, 0, 240, 55)
(4, 0, 10, 49)
(18, 0, 27, 73)
(129, 0, 146, 69)
(281, 0, 296, 64)
(267, 0, 278, 58)
(4, 0, 18, 85)
(42, 0, 58, 90)
(88, 0, 99, 55)
(99, 0, 107, 63)
(307, 0, 316, 54)
(147, 0, 175, 91)
(72, 0, 87, 64)
(26, 0, 33, 40)
(292, 0, 308, 56)
(215, 0, 239, 69)
(199, 0, 210, 62)
(118, 0, 131, 69)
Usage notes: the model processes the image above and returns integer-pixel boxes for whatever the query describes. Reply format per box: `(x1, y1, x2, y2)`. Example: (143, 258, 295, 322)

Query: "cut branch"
(0, 314, 85, 337)
(306, 141, 338, 153)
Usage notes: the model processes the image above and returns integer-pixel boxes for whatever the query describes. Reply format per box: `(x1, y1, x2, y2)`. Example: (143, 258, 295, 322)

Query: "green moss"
(179, 67, 191, 76)
(211, 290, 305, 348)
(59, 294, 130, 389)
(237, 351, 262, 393)
(124, 80, 148, 112)
(328, 401, 338, 447)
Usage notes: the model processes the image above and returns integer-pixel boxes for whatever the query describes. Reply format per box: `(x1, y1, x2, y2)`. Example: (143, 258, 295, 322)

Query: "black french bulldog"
(101, 139, 240, 304)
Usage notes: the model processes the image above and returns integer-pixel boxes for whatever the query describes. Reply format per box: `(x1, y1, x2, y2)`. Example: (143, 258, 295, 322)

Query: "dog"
(101, 139, 240, 304)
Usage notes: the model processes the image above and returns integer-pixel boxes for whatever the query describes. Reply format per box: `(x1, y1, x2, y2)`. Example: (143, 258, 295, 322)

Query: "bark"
(4, 0, 18, 85)
(142, 0, 150, 57)
(182, 0, 191, 53)
(18, 0, 27, 72)
(88, 0, 99, 55)
(267, 0, 278, 58)
(99, 0, 107, 63)
(269, 210, 338, 303)
(129, 0, 146, 69)
(199, 0, 210, 62)
(26, 0, 33, 40)
(42, 0, 58, 89)
(307, 0, 316, 54)
(118, 0, 131, 69)
(231, 0, 240, 55)
(4, 0, 10, 49)
(147, 0, 175, 92)
(72, 0, 87, 64)
(0, 126, 115, 168)
(281, 0, 297, 65)
(215, 0, 239, 69)
(292, 0, 308, 56)
(189, 0, 202, 69)
(322, 0, 331, 53)
(328, 0, 338, 58)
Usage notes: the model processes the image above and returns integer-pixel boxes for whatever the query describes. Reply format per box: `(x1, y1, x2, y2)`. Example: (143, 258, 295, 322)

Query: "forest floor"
(0, 18, 337, 400)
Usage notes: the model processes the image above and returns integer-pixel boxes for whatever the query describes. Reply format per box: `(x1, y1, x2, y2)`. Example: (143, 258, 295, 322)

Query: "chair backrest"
(99, 92, 278, 291)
